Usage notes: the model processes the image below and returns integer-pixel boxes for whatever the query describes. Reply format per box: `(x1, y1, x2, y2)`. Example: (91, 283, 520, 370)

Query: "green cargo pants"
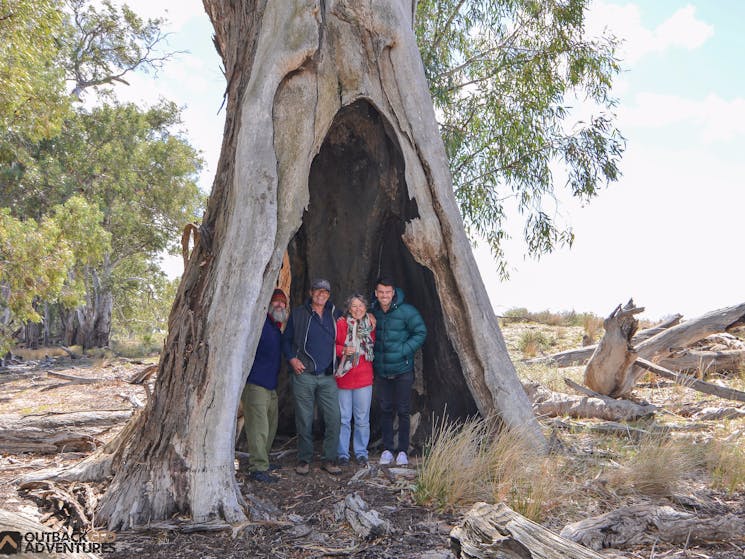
(241, 382, 278, 472)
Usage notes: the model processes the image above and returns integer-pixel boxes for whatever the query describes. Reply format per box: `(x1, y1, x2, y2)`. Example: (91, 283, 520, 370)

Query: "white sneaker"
(379, 450, 394, 465)
(395, 451, 408, 466)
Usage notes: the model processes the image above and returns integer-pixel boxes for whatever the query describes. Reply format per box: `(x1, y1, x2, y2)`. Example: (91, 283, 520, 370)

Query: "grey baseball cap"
(311, 278, 331, 291)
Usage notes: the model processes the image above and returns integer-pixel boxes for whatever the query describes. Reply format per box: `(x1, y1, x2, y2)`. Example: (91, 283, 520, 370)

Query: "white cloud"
(587, 2, 714, 64)
(619, 92, 745, 143)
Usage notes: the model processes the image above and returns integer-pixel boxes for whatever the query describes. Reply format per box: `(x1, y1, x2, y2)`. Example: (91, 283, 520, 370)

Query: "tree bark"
(69, 0, 544, 529)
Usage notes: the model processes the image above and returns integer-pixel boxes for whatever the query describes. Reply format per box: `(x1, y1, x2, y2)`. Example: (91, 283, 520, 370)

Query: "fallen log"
(525, 314, 682, 367)
(560, 504, 745, 550)
(658, 349, 745, 375)
(524, 382, 656, 422)
(0, 411, 132, 455)
(450, 502, 604, 559)
(1, 410, 132, 431)
(0, 429, 98, 454)
(635, 358, 745, 403)
(46, 370, 103, 384)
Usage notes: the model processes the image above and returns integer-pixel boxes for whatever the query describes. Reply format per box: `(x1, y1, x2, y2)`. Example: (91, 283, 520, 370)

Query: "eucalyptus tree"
(55, 0, 547, 530)
(11, 101, 204, 348)
(0, 197, 109, 352)
(42, 0, 624, 531)
(1, 0, 198, 348)
(416, 0, 623, 276)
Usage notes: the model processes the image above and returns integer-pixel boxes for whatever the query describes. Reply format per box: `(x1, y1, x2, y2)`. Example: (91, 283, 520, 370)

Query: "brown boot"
(295, 461, 310, 475)
(321, 461, 341, 475)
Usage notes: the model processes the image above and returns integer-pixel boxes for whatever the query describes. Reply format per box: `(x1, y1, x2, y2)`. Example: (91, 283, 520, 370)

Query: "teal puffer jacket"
(370, 287, 427, 377)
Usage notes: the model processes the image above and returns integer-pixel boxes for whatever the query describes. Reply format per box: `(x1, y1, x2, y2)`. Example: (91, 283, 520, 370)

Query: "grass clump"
(517, 330, 552, 358)
(705, 437, 745, 494)
(606, 434, 696, 496)
(415, 416, 561, 521)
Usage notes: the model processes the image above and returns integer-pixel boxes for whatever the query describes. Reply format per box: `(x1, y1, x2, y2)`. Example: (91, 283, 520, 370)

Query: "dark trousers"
(376, 371, 414, 453)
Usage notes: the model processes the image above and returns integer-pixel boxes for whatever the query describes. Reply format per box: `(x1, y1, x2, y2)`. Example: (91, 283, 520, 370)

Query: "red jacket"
(335, 317, 374, 390)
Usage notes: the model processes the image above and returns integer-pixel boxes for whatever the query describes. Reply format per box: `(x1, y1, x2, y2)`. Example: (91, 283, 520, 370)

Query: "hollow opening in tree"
(275, 99, 477, 440)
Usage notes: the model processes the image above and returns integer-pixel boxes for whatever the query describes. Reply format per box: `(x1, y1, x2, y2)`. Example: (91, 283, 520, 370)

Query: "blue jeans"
(376, 371, 414, 454)
(337, 385, 372, 460)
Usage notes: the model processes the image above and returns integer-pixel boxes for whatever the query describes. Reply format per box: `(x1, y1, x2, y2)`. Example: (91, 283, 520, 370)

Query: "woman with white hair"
(334, 293, 375, 466)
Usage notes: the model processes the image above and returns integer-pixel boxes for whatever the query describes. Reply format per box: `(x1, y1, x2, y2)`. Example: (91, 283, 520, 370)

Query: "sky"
(107, 1, 744, 322)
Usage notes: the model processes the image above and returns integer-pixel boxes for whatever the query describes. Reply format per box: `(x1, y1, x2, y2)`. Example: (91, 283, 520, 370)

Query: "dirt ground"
(1, 339, 744, 559)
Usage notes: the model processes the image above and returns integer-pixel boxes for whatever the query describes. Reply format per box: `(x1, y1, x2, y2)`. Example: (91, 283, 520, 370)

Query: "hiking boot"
(295, 461, 310, 475)
(249, 470, 278, 483)
(379, 450, 393, 465)
(338, 457, 350, 467)
(395, 451, 408, 466)
(356, 455, 369, 466)
(321, 461, 342, 475)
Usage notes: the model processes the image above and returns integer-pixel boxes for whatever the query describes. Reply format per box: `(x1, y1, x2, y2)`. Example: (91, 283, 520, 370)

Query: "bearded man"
(241, 288, 289, 483)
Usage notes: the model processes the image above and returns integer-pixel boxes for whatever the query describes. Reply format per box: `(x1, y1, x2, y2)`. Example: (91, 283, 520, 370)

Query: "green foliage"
(0, 0, 71, 165)
(0, 0, 202, 348)
(416, 0, 624, 276)
(0, 100, 204, 346)
(503, 306, 602, 328)
(0, 196, 109, 351)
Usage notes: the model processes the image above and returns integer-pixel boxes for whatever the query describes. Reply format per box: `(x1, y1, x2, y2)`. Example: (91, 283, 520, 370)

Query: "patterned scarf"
(336, 313, 375, 376)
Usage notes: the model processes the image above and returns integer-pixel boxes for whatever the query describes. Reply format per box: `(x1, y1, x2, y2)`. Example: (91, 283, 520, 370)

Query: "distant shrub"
(502, 307, 604, 329)
(518, 330, 552, 357)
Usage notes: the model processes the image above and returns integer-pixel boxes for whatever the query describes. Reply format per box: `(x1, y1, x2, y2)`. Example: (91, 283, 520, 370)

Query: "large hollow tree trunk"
(81, 0, 544, 529)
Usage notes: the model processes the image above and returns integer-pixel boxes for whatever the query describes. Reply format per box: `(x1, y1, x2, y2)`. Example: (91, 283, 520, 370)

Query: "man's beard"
(269, 306, 288, 324)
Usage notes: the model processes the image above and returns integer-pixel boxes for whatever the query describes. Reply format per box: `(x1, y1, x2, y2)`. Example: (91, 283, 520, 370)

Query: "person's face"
(270, 300, 286, 313)
(375, 284, 394, 308)
(348, 298, 367, 320)
(310, 288, 330, 307)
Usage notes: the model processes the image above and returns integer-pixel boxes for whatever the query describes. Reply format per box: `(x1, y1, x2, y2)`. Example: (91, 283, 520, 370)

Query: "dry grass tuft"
(13, 347, 71, 360)
(582, 314, 604, 344)
(606, 434, 696, 496)
(415, 416, 562, 520)
(705, 436, 745, 494)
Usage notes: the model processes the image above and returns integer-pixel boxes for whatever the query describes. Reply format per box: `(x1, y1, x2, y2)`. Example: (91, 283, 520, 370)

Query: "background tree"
(0, 0, 70, 184)
(0, 196, 109, 352)
(0, 0, 202, 349)
(416, 0, 624, 276)
(2, 101, 204, 348)
(59, 0, 174, 99)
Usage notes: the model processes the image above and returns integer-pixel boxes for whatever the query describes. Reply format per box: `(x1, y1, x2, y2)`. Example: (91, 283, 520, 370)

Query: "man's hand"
(289, 357, 305, 375)
(367, 312, 376, 329)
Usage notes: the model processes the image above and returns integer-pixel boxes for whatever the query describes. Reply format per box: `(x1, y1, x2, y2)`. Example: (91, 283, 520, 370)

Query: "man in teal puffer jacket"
(370, 277, 427, 466)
